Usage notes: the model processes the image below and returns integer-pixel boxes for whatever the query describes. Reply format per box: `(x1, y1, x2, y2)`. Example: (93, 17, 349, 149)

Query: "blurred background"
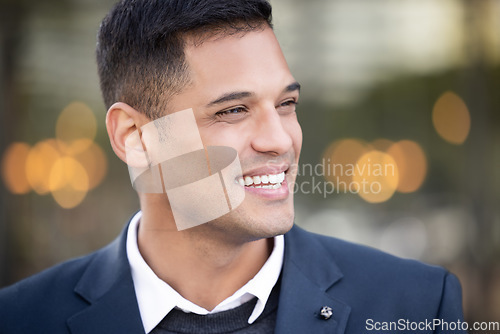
(0, 0, 498, 324)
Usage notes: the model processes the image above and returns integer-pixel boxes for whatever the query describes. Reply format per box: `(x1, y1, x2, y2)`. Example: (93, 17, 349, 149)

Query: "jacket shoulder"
(287, 225, 462, 320)
(0, 251, 97, 332)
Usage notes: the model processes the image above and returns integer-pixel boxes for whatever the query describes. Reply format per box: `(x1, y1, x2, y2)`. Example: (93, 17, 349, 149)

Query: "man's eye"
(277, 99, 299, 114)
(215, 106, 247, 117)
(279, 100, 298, 108)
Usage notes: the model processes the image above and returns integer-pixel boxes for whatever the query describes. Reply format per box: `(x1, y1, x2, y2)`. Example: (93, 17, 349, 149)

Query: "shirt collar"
(126, 211, 284, 334)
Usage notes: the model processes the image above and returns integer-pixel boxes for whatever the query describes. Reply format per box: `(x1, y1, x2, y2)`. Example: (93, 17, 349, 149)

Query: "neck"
(137, 194, 273, 310)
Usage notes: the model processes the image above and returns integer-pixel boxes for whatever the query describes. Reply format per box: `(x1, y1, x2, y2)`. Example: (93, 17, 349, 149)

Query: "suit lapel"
(67, 224, 145, 334)
(275, 225, 351, 334)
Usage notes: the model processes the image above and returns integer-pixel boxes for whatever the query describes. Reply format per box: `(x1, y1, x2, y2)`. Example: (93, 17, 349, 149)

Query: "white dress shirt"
(126, 211, 285, 334)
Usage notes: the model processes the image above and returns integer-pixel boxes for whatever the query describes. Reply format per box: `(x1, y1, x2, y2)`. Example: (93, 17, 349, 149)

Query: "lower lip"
(242, 178, 290, 200)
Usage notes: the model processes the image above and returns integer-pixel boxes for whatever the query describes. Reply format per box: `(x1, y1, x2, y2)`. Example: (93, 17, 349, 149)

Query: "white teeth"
(277, 172, 285, 183)
(238, 171, 286, 189)
(244, 176, 253, 186)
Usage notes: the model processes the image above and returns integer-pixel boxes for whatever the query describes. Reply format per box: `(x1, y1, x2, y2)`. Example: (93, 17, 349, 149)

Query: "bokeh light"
(49, 157, 89, 191)
(1, 142, 32, 194)
(322, 138, 427, 202)
(323, 138, 369, 190)
(50, 157, 89, 209)
(0, 101, 107, 209)
(56, 101, 97, 150)
(432, 91, 471, 145)
(25, 139, 61, 195)
(69, 139, 108, 190)
(353, 150, 399, 203)
(388, 140, 427, 193)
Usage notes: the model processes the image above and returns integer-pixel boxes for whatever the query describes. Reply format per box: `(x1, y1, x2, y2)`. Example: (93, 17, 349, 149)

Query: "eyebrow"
(206, 81, 301, 107)
(285, 81, 301, 94)
(207, 91, 253, 107)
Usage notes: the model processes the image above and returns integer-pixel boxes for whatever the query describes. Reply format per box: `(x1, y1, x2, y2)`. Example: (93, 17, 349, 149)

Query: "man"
(0, 0, 466, 333)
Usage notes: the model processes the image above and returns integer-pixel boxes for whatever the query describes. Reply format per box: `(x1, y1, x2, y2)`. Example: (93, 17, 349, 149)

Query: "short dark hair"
(96, 0, 273, 119)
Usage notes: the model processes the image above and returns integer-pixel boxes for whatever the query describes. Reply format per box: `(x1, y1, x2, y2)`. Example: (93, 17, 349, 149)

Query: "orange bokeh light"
(25, 139, 61, 194)
(353, 150, 399, 203)
(322, 138, 369, 190)
(1, 102, 108, 209)
(69, 139, 108, 190)
(388, 140, 427, 193)
(50, 157, 89, 209)
(56, 101, 97, 149)
(1, 142, 32, 194)
(432, 91, 471, 145)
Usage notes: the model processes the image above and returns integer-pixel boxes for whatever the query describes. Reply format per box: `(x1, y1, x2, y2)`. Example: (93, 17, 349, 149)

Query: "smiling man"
(0, 0, 467, 333)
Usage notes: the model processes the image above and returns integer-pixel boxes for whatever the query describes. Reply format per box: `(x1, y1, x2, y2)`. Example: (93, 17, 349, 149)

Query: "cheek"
(198, 125, 248, 152)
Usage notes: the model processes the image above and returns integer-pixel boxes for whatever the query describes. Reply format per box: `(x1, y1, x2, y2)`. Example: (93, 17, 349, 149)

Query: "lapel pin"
(319, 306, 333, 320)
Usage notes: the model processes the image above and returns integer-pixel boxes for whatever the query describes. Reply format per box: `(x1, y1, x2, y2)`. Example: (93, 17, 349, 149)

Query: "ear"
(106, 102, 149, 164)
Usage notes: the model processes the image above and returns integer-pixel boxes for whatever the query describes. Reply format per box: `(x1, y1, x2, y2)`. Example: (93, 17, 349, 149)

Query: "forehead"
(183, 27, 294, 98)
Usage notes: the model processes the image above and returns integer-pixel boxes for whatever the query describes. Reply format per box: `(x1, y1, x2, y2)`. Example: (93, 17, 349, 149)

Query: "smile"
(237, 172, 286, 190)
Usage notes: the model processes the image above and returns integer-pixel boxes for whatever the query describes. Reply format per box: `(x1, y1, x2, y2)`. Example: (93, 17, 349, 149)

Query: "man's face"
(166, 26, 302, 240)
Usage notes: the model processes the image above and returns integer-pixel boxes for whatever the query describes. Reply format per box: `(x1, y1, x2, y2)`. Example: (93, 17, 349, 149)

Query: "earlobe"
(106, 102, 148, 164)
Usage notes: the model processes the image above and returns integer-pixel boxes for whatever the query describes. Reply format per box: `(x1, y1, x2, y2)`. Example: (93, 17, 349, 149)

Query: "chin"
(240, 207, 295, 240)
(205, 205, 295, 243)
(262, 213, 294, 236)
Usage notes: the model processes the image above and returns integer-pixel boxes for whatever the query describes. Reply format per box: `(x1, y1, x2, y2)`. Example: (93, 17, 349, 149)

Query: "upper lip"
(241, 164, 289, 178)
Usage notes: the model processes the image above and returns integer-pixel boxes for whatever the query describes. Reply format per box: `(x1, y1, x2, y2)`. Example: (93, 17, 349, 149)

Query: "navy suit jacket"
(0, 222, 466, 333)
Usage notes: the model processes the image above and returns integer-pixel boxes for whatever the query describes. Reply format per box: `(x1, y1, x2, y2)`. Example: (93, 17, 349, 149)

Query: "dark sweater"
(151, 279, 280, 334)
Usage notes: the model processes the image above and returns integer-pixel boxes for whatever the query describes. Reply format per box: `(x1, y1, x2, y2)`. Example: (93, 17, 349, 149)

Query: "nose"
(251, 106, 293, 156)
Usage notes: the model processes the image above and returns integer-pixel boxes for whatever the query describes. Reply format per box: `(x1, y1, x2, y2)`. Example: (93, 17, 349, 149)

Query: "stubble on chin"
(200, 200, 295, 244)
